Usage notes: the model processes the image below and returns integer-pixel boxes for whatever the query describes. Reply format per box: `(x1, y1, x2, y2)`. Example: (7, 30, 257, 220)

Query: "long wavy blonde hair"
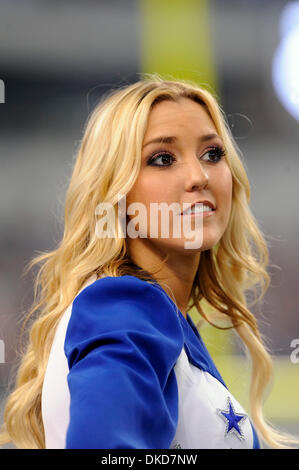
(1, 74, 298, 449)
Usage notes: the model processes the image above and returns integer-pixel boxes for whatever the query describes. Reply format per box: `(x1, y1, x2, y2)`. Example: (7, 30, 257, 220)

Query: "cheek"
(127, 173, 173, 206)
(224, 171, 233, 204)
(218, 164, 232, 197)
(214, 165, 233, 217)
(126, 177, 154, 213)
(222, 179, 233, 236)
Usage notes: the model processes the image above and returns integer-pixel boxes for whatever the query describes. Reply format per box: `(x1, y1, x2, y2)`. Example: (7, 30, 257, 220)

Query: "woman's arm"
(64, 275, 184, 449)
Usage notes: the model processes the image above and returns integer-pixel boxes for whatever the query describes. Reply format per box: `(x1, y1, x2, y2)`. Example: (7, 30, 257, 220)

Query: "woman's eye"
(201, 146, 226, 163)
(147, 153, 174, 167)
(147, 146, 225, 167)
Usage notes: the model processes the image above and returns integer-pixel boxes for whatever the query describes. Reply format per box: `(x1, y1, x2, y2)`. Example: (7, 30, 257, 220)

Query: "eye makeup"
(146, 145, 226, 168)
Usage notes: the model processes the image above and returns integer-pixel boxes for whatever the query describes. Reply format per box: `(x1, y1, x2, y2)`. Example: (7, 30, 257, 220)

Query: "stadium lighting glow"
(272, 1, 299, 122)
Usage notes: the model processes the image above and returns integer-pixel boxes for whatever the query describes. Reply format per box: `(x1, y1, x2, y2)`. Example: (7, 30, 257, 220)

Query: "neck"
(127, 238, 200, 318)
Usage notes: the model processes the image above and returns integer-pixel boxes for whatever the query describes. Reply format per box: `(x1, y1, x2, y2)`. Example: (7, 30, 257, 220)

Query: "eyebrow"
(142, 133, 223, 149)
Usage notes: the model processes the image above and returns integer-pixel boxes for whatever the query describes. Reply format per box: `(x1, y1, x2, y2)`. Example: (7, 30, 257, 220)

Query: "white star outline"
(216, 396, 248, 442)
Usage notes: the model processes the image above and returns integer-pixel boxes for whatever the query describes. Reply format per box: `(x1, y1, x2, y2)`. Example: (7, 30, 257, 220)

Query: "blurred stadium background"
(0, 0, 298, 448)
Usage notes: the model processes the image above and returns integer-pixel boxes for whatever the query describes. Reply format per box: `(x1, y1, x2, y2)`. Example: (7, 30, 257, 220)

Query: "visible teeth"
(184, 204, 212, 214)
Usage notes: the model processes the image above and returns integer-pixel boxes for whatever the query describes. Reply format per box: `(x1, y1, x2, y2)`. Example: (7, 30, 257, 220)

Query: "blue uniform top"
(41, 274, 260, 449)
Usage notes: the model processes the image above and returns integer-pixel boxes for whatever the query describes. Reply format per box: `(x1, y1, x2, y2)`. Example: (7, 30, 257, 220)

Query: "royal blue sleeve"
(64, 275, 184, 449)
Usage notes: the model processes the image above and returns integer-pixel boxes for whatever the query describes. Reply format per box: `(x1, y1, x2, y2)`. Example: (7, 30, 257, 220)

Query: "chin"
(153, 236, 218, 255)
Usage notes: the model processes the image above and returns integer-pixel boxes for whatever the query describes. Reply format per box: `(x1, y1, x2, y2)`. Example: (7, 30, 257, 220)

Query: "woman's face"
(126, 97, 233, 254)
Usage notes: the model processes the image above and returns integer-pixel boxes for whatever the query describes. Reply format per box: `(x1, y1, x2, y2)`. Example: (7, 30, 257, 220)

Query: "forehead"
(145, 97, 216, 135)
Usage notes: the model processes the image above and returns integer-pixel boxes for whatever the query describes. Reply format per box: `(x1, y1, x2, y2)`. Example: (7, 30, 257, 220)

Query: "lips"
(180, 200, 215, 215)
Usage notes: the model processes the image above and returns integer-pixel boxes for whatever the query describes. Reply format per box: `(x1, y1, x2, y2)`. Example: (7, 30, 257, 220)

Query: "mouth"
(180, 200, 216, 216)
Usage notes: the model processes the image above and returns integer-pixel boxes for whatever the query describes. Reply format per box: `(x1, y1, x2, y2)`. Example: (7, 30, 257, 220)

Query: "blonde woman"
(0, 75, 298, 449)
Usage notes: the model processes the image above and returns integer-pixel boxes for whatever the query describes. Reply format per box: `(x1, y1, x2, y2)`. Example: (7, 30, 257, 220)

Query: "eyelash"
(147, 146, 226, 167)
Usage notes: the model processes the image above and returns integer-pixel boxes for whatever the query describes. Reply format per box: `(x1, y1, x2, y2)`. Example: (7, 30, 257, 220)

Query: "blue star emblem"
(216, 397, 247, 441)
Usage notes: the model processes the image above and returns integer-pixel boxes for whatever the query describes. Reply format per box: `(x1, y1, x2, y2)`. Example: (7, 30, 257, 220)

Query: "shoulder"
(71, 274, 180, 328)
(73, 274, 169, 310)
(62, 275, 184, 449)
(66, 275, 184, 365)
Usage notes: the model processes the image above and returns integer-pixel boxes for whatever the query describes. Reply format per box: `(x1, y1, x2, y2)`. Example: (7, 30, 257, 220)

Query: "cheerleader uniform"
(41, 274, 260, 449)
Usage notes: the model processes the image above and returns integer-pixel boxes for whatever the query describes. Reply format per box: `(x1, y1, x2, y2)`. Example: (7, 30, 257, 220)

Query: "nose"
(184, 157, 209, 192)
